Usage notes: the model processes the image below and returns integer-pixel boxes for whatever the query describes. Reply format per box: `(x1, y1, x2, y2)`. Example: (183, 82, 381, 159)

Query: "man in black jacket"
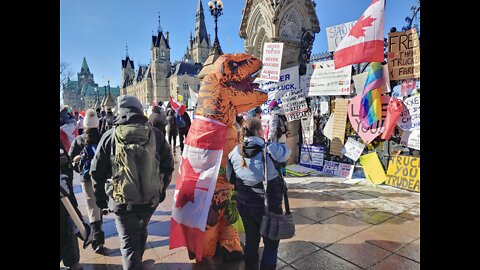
(177, 112, 191, 153)
(90, 95, 174, 270)
(148, 105, 167, 135)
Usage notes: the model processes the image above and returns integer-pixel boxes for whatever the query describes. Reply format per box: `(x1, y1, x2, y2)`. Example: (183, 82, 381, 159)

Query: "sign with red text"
(260, 42, 284, 82)
(388, 28, 420, 80)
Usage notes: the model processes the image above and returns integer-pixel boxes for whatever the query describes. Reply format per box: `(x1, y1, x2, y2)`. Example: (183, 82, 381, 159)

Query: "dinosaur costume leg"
(202, 125, 242, 258)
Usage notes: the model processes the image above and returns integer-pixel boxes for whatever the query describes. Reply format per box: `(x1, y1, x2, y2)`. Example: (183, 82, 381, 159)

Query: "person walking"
(177, 111, 191, 153)
(227, 117, 291, 270)
(69, 109, 106, 253)
(148, 105, 167, 135)
(165, 104, 178, 153)
(90, 95, 174, 270)
(266, 100, 289, 175)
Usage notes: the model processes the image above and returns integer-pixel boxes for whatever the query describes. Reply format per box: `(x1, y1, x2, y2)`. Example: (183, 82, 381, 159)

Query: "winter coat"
(148, 108, 167, 135)
(226, 136, 291, 186)
(178, 112, 191, 135)
(165, 108, 178, 136)
(90, 109, 175, 213)
(68, 130, 101, 182)
(267, 108, 287, 143)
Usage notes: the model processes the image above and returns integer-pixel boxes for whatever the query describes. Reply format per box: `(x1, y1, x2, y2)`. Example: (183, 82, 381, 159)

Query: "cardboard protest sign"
(330, 99, 349, 156)
(397, 94, 420, 130)
(301, 117, 314, 145)
(323, 161, 354, 178)
(347, 95, 390, 144)
(299, 145, 324, 171)
(400, 129, 420, 150)
(260, 42, 284, 82)
(392, 80, 420, 98)
(388, 28, 420, 80)
(385, 155, 420, 192)
(341, 138, 366, 161)
(359, 152, 387, 185)
(282, 87, 311, 122)
(302, 60, 352, 96)
(255, 66, 299, 115)
(352, 65, 391, 95)
(326, 20, 357, 52)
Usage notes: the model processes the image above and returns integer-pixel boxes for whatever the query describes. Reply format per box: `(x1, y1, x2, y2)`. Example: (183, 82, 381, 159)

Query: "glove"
(60, 174, 69, 198)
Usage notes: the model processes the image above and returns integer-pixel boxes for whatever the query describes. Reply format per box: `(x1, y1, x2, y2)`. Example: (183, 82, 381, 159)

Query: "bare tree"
(60, 61, 72, 89)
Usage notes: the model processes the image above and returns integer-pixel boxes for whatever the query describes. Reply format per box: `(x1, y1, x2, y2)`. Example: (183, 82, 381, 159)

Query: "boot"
(244, 255, 259, 270)
(221, 246, 243, 262)
(91, 221, 105, 254)
(260, 262, 276, 270)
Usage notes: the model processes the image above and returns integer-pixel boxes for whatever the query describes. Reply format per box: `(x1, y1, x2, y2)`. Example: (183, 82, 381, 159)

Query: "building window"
(183, 81, 188, 90)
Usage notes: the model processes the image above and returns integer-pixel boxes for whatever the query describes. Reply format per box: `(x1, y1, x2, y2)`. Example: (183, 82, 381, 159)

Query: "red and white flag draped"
(169, 116, 226, 261)
(60, 123, 78, 151)
(169, 96, 187, 116)
(334, 0, 385, 69)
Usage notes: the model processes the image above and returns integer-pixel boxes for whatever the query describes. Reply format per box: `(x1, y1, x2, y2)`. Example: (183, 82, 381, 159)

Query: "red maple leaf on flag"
(349, 15, 377, 39)
(175, 157, 202, 208)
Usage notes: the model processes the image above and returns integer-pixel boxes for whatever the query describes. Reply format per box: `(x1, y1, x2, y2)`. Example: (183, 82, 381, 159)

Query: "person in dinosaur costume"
(170, 52, 267, 262)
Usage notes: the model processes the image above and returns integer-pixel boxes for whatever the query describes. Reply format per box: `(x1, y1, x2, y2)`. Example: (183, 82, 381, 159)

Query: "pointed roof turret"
(80, 57, 90, 73)
(195, 0, 209, 45)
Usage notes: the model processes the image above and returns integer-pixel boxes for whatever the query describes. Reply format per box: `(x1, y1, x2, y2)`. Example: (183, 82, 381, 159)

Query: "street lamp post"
(207, 0, 224, 54)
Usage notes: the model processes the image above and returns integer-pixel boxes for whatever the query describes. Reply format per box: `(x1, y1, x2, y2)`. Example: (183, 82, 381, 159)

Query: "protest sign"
(256, 66, 299, 115)
(301, 117, 314, 145)
(359, 152, 387, 185)
(260, 42, 284, 82)
(309, 96, 330, 116)
(341, 138, 366, 161)
(299, 145, 324, 171)
(347, 95, 390, 144)
(388, 28, 420, 80)
(282, 87, 311, 122)
(352, 65, 391, 95)
(400, 129, 420, 150)
(323, 161, 354, 178)
(397, 94, 420, 130)
(286, 164, 319, 177)
(326, 20, 358, 52)
(385, 155, 420, 192)
(323, 113, 334, 140)
(392, 80, 420, 98)
(330, 99, 349, 156)
(302, 60, 352, 96)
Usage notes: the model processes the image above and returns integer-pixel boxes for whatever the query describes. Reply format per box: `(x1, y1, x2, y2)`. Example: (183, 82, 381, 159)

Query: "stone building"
(239, 0, 320, 164)
(169, 62, 203, 108)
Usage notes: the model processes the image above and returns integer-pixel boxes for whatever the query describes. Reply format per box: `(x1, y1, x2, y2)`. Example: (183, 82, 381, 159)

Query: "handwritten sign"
(392, 80, 420, 98)
(260, 42, 284, 82)
(301, 117, 314, 145)
(347, 95, 390, 144)
(282, 87, 311, 122)
(302, 60, 352, 96)
(299, 145, 324, 171)
(330, 99, 349, 156)
(388, 28, 420, 80)
(341, 138, 366, 161)
(400, 129, 420, 150)
(326, 21, 357, 52)
(385, 155, 420, 192)
(359, 152, 387, 185)
(256, 66, 299, 115)
(353, 65, 391, 95)
(397, 94, 420, 130)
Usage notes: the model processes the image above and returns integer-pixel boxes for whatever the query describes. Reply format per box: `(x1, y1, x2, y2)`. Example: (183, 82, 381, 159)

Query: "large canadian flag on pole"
(169, 116, 226, 261)
(334, 0, 385, 69)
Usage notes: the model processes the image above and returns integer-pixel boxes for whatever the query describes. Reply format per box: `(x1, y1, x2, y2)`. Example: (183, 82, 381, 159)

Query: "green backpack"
(107, 123, 163, 208)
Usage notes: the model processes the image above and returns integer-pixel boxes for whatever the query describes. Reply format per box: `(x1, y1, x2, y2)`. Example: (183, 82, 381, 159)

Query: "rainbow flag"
(360, 62, 383, 129)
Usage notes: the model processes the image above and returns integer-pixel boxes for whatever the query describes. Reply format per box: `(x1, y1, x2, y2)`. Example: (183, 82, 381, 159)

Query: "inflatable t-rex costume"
(170, 53, 267, 262)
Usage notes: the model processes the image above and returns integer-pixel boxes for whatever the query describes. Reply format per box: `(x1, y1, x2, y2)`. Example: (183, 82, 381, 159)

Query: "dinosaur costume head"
(196, 53, 267, 126)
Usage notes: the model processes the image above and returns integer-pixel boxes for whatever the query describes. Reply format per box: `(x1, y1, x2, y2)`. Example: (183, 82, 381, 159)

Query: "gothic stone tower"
(121, 55, 135, 95)
(151, 29, 171, 102)
(78, 57, 95, 89)
(239, 0, 320, 164)
(191, 0, 211, 64)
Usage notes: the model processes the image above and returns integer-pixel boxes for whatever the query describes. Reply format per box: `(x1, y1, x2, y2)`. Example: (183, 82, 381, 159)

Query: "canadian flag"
(169, 116, 226, 261)
(169, 96, 187, 116)
(60, 123, 78, 151)
(334, 0, 385, 69)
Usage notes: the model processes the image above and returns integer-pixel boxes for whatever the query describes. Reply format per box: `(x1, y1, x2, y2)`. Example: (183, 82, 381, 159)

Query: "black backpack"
(79, 143, 97, 181)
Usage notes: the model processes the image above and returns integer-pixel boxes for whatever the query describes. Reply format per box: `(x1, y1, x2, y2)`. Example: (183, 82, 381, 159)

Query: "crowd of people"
(60, 95, 290, 270)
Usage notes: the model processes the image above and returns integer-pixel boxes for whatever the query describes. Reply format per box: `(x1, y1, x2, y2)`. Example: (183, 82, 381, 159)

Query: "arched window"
(183, 81, 188, 90)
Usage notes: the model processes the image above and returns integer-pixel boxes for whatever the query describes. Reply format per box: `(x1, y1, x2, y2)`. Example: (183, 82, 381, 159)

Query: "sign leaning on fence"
(302, 60, 352, 96)
(400, 129, 420, 150)
(299, 145, 324, 171)
(330, 98, 349, 156)
(326, 20, 358, 52)
(341, 137, 366, 161)
(256, 65, 299, 115)
(301, 117, 314, 145)
(282, 87, 311, 122)
(388, 28, 420, 80)
(397, 94, 420, 130)
(260, 42, 284, 82)
(385, 155, 420, 192)
(352, 65, 391, 95)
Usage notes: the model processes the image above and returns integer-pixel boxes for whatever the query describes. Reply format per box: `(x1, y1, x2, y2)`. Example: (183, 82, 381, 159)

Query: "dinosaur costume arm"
(228, 89, 267, 114)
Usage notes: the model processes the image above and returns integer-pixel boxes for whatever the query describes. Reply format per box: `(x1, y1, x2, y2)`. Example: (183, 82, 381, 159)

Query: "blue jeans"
(114, 207, 155, 270)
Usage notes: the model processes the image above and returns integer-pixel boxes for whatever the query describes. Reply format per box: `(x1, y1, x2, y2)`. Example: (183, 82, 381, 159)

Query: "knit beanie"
(83, 109, 99, 128)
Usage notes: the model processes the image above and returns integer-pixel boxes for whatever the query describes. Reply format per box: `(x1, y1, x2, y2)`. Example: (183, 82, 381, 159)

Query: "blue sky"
(60, 0, 419, 87)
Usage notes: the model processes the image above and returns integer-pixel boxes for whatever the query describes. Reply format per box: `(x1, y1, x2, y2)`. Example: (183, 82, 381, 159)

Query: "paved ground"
(62, 148, 420, 270)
